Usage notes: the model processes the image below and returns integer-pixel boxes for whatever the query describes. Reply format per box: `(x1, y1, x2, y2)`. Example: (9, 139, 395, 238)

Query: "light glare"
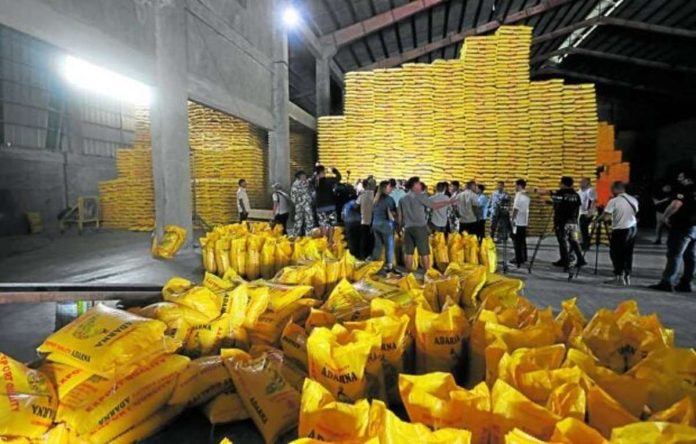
(283, 6, 300, 28)
(63, 55, 151, 105)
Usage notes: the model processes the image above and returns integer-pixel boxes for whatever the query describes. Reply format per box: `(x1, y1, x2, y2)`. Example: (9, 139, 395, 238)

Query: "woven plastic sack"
(322, 279, 370, 322)
(169, 356, 233, 407)
(423, 269, 460, 311)
(201, 390, 250, 424)
(245, 234, 264, 280)
(225, 348, 301, 444)
(0, 353, 57, 438)
(555, 298, 586, 344)
(151, 225, 186, 259)
(444, 262, 487, 309)
(448, 233, 465, 264)
(202, 240, 217, 274)
(610, 421, 696, 443)
(163, 283, 221, 320)
(229, 237, 247, 276)
(304, 308, 337, 333)
(58, 353, 189, 441)
(549, 417, 607, 444)
(161, 276, 195, 299)
(299, 378, 371, 441)
(415, 300, 470, 376)
(490, 379, 561, 441)
(215, 239, 231, 275)
(249, 297, 317, 346)
(108, 405, 184, 444)
(479, 237, 497, 273)
(203, 272, 235, 296)
(39, 362, 92, 400)
(307, 326, 372, 402)
(261, 238, 277, 279)
(37, 304, 179, 377)
(431, 232, 449, 271)
(281, 320, 309, 370)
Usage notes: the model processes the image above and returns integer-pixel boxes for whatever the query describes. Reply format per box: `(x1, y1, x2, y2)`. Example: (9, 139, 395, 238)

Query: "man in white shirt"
(429, 182, 450, 233)
(510, 179, 530, 267)
(578, 177, 597, 251)
(601, 181, 639, 286)
(271, 183, 290, 233)
(458, 180, 480, 238)
(237, 179, 251, 222)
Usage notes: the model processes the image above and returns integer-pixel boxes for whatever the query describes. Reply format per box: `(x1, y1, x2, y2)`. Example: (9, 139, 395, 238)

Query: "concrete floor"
(0, 229, 694, 442)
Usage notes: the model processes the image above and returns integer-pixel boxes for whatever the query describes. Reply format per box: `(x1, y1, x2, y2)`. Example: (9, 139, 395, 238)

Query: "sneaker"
(648, 282, 674, 292)
(675, 283, 693, 293)
(576, 258, 588, 268)
(552, 260, 568, 268)
(623, 275, 631, 286)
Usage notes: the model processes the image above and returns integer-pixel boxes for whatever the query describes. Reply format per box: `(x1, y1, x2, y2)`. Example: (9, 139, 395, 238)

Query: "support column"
(316, 56, 331, 117)
(151, 0, 193, 244)
(269, 3, 291, 189)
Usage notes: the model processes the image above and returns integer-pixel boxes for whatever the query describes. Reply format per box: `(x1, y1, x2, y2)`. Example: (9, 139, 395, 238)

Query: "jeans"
(555, 223, 584, 267)
(661, 226, 696, 287)
(512, 226, 528, 265)
(579, 214, 593, 251)
(372, 222, 395, 266)
(609, 226, 637, 276)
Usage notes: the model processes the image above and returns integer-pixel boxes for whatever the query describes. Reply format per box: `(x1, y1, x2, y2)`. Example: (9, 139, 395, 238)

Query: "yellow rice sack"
(549, 417, 607, 444)
(587, 385, 639, 438)
(610, 421, 696, 443)
(369, 399, 473, 444)
(203, 272, 235, 296)
(245, 234, 264, 280)
(280, 358, 308, 393)
(224, 349, 301, 444)
(215, 239, 231, 275)
(161, 276, 195, 299)
(108, 405, 184, 444)
(479, 237, 497, 273)
(275, 238, 293, 270)
(415, 301, 470, 376)
(249, 297, 318, 346)
(201, 390, 250, 424)
(164, 285, 222, 320)
(202, 240, 217, 274)
(333, 324, 385, 401)
(307, 326, 372, 402)
(132, 301, 213, 326)
(445, 263, 487, 308)
(423, 269, 460, 311)
(490, 379, 561, 441)
(37, 304, 179, 378)
(281, 320, 309, 370)
(58, 353, 189, 441)
(448, 233, 465, 264)
(298, 378, 371, 441)
(184, 314, 248, 357)
(229, 236, 247, 276)
(151, 224, 187, 259)
(169, 356, 233, 407)
(39, 362, 92, 401)
(0, 353, 57, 438)
(304, 308, 337, 333)
(261, 238, 277, 279)
(321, 279, 370, 322)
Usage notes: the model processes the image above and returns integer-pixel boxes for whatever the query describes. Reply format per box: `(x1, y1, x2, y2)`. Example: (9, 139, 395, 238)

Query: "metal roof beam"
(531, 47, 696, 74)
(360, 0, 576, 71)
(533, 16, 696, 45)
(320, 0, 446, 49)
(534, 67, 689, 98)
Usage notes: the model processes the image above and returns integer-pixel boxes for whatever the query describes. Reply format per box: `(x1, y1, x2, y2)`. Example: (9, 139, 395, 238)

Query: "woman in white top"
(601, 181, 639, 286)
(511, 179, 531, 267)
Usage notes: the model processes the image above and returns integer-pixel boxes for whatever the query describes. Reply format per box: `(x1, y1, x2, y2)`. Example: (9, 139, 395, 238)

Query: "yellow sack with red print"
(169, 355, 233, 407)
(444, 262, 487, 309)
(108, 405, 184, 444)
(281, 320, 309, 370)
(0, 353, 57, 438)
(245, 234, 264, 280)
(163, 284, 222, 320)
(415, 300, 470, 376)
(478, 237, 497, 273)
(261, 238, 277, 279)
(299, 378, 371, 441)
(151, 224, 187, 259)
(37, 304, 180, 378)
(201, 390, 250, 424)
(229, 236, 247, 276)
(215, 238, 232, 275)
(39, 361, 92, 401)
(322, 279, 370, 322)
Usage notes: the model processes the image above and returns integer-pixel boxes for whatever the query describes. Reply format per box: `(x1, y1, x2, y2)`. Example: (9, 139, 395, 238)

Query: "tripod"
(583, 215, 613, 275)
(497, 211, 512, 274)
(527, 209, 555, 274)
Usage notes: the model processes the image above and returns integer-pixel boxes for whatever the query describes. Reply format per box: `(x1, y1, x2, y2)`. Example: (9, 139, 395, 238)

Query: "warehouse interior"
(1, 0, 696, 443)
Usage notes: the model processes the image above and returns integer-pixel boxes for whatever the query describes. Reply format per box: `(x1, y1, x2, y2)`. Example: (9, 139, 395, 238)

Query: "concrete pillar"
(316, 56, 331, 117)
(269, 4, 291, 189)
(151, 0, 193, 244)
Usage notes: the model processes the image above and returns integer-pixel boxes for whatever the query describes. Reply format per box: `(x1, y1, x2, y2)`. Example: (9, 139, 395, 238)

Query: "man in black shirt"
(650, 171, 696, 293)
(313, 165, 342, 241)
(539, 176, 586, 270)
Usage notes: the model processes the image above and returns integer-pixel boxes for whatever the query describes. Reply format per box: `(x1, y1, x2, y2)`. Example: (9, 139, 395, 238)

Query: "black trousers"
(579, 215, 593, 251)
(513, 226, 528, 265)
(239, 211, 249, 222)
(476, 220, 486, 240)
(460, 222, 479, 237)
(345, 222, 361, 257)
(610, 226, 637, 276)
(273, 213, 289, 234)
(359, 224, 373, 259)
(555, 223, 584, 266)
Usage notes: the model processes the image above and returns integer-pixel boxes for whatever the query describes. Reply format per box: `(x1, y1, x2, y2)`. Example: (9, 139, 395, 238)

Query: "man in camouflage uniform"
(290, 170, 315, 237)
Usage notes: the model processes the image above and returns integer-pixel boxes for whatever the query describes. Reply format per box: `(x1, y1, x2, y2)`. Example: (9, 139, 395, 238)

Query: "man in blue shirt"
(389, 178, 406, 206)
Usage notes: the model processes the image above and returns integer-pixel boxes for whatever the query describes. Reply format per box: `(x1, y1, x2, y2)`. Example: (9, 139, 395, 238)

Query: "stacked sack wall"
(289, 129, 316, 178)
(317, 26, 601, 236)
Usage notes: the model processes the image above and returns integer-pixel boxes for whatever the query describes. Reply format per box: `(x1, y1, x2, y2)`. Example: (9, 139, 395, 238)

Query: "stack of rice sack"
(290, 129, 316, 177)
(317, 116, 349, 176)
(596, 122, 630, 206)
(432, 60, 454, 181)
(495, 26, 531, 184)
(447, 59, 468, 179)
(461, 35, 498, 186)
(343, 71, 376, 177)
(562, 84, 598, 180)
(188, 102, 269, 225)
(99, 108, 155, 231)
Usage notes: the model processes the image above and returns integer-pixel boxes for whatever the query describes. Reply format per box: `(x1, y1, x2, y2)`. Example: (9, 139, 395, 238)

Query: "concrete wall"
(655, 117, 696, 178)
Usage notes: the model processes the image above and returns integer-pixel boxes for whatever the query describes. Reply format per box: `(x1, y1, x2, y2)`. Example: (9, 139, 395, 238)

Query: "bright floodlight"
(283, 6, 300, 28)
(63, 55, 151, 105)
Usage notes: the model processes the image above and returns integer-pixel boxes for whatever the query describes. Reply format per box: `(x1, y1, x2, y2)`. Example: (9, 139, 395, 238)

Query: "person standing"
(447, 181, 461, 233)
(510, 179, 530, 267)
(271, 183, 291, 234)
(489, 181, 510, 241)
(290, 171, 314, 237)
(429, 182, 450, 233)
(237, 179, 250, 222)
(398, 176, 455, 271)
(649, 171, 695, 293)
(578, 177, 597, 251)
(389, 179, 406, 207)
(601, 181, 639, 286)
(341, 190, 361, 257)
(356, 180, 374, 259)
(458, 181, 480, 238)
(653, 183, 672, 245)
(313, 165, 342, 240)
(371, 180, 398, 273)
(477, 184, 489, 239)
